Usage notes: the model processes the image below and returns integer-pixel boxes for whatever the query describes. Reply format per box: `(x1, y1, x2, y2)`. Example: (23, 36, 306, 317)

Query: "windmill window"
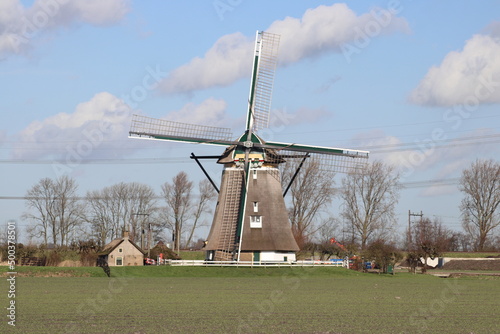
(118, 248, 123, 253)
(253, 202, 258, 212)
(116, 257, 123, 266)
(250, 215, 262, 228)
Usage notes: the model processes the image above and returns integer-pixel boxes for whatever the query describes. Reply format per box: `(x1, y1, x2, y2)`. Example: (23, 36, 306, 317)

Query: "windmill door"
(253, 251, 260, 263)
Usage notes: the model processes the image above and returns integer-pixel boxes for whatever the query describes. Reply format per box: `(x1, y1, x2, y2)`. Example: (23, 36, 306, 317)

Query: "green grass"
(0, 265, 359, 278)
(1, 266, 499, 333)
(441, 252, 499, 258)
(0, 265, 105, 277)
(178, 250, 205, 260)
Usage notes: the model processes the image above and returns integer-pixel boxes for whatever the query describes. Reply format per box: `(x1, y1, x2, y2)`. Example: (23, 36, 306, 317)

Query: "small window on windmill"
(253, 202, 258, 212)
(250, 215, 262, 228)
(118, 248, 123, 253)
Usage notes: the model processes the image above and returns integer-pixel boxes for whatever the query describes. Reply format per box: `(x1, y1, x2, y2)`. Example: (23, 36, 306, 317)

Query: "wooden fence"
(155, 259, 348, 267)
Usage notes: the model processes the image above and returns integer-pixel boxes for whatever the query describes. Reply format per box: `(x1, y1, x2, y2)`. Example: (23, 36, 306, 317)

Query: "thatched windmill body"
(129, 31, 369, 262)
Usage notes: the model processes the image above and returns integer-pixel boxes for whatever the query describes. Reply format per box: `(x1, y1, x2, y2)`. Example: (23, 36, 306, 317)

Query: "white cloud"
(484, 21, 500, 38)
(0, 0, 129, 59)
(164, 98, 230, 128)
(409, 32, 500, 107)
(12, 92, 132, 159)
(157, 32, 254, 95)
(267, 3, 409, 65)
(158, 3, 409, 95)
(357, 128, 500, 192)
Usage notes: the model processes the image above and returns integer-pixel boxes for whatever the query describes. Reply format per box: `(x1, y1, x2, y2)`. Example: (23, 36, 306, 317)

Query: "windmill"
(129, 31, 369, 262)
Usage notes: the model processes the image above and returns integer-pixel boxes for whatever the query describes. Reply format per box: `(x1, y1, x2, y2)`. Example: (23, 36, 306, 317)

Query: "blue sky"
(1, 0, 499, 242)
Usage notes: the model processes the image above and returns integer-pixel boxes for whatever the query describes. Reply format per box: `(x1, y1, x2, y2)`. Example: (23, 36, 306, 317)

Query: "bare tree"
(24, 178, 56, 245)
(161, 172, 193, 253)
(185, 179, 216, 248)
(85, 182, 158, 247)
(407, 217, 454, 273)
(128, 182, 158, 247)
(56, 176, 84, 246)
(281, 159, 336, 248)
(340, 161, 401, 250)
(459, 159, 500, 251)
(86, 187, 115, 247)
(23, 176, 83, 246)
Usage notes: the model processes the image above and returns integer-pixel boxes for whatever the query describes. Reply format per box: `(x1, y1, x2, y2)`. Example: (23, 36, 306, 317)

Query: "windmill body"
(129, 31, 369, 262)
(204, 132, 299, 262)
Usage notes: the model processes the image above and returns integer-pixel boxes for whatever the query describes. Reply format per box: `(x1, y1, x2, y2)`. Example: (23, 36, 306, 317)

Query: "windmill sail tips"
(129, 114, 234, 145)
(277, 150, 368, 174)
(247, 31, 280, 133)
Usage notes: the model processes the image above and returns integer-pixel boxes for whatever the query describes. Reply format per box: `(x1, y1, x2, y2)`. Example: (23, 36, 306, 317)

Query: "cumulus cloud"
(484, 21, 500, 38)
(409, 30, 500, 107)
(356, 128, 500, 190)
(157, 32, 254, 95)
(352, 130, 413, 170)
(0, 0, 129, 59)
(164, 98, 230, 128)
(12, 92, 132, 160)
(158, 3, 409, 95)
(267, 3, 409, 64)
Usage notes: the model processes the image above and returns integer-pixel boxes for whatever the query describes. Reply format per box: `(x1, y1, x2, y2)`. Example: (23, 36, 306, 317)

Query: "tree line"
(22, 173, 216, 251)
(17, 159, 499, 253)
(284, 158, 499, 253)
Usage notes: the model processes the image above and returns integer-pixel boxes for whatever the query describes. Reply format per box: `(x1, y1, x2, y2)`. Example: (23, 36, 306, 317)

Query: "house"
(98, 231, 145, 266)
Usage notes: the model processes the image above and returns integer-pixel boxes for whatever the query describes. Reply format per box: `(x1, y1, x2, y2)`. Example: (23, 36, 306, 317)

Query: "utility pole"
(408, 210, 423, 252)
(148, 223, 152, 258)
(132, 212, 150, 251)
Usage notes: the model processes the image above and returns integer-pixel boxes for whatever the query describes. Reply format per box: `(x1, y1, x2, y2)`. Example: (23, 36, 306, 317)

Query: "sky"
(1, 0, 499, 243)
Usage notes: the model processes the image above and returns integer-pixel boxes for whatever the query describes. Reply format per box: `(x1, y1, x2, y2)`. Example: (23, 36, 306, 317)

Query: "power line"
(401, 178, 460, 189)
(369, 133, 500, 153)
(1, 133, 499, 165)
(278, 114, 500, 136)
(0, 157, 191, 165)
(0, 177, 462, 201)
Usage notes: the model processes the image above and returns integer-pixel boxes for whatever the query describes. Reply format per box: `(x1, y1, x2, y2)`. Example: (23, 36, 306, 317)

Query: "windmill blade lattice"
(275, 150, 368, 174)
(249, 31, 280, 132)
(129, 114, 234, 146)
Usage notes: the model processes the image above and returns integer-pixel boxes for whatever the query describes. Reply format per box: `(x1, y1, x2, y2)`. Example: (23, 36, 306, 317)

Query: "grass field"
(1, 266, 499, 334)
(441, 252, 499, 258)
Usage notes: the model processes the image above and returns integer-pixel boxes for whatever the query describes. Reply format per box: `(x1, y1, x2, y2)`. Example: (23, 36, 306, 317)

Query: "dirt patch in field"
(58, 260, 82, 267)
(1, 271, 91, 277)
(443, 259, 500, 271)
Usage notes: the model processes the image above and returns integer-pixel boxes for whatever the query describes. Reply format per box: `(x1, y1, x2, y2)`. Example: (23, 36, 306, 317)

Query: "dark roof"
(98, 237, 146, 256)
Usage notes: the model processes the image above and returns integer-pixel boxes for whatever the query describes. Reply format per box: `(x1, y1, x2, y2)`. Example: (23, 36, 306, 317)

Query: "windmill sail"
(246, 31, 280, 133)
(129, 114, 234, 146)
(258, 140, 369, 174)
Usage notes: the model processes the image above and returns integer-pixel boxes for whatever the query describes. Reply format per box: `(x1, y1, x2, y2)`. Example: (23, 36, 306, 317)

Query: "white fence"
(155, 259, 347, 267)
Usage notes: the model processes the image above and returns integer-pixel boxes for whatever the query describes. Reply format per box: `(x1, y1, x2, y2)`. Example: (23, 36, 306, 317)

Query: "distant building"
(98, 231, 145, 266)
